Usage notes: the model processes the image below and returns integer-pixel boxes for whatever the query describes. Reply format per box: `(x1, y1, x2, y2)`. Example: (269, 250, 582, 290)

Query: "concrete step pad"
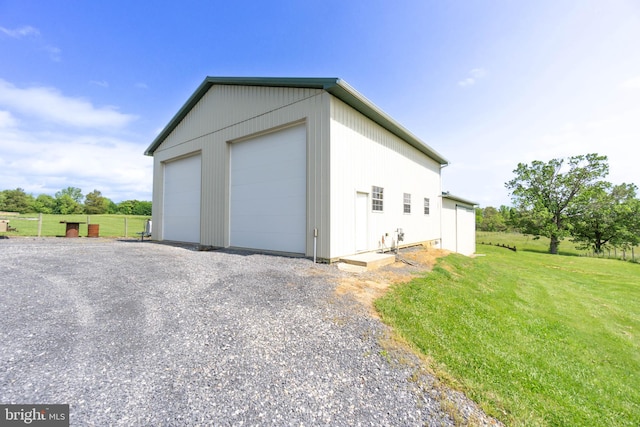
(339, 252, 396, 269)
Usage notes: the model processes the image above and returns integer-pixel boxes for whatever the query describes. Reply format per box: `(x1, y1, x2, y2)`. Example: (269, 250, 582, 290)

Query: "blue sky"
(1, 1, 639, 206)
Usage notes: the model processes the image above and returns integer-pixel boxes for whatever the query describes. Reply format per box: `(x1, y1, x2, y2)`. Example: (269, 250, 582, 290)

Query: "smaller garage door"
(163, 154, 201, 243)
(230, 124, 306, 253)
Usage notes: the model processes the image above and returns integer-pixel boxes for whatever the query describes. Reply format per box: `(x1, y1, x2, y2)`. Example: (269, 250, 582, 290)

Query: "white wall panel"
(329, 97, 442, 259)
(456, 205, 476, 255)
(441, 198, 476, 255)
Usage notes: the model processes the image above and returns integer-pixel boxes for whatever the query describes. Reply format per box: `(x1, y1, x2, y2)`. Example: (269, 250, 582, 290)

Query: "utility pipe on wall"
(313, 228, 318, 263)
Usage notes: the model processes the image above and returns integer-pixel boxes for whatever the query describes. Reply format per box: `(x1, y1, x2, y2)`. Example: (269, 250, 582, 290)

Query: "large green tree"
(569, 183, 639, 253)
(505, 153, 609, 254)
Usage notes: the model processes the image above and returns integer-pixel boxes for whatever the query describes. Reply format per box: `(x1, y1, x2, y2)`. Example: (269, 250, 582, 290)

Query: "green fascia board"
(144, 77, 449, 166)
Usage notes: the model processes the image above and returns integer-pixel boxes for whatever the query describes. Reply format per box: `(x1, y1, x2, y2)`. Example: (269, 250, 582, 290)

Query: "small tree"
(132, 200, 152, 216)
(55, 187, 84, 204)
(0, 188, 35, 213)
(506, 153, 609, 254)
(84, 190, 108, 214)
(32, 194, 57, 214)
(479, 206, 508, 232)
(54, 194, 84, 214)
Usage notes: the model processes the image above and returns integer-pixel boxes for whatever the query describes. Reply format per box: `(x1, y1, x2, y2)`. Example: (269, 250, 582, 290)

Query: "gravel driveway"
(1, 238, 491, 426)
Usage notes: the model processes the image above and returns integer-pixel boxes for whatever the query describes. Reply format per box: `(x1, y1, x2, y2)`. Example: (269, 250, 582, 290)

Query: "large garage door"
(163, 154, 201, 243)
(230, 124, 306, 253)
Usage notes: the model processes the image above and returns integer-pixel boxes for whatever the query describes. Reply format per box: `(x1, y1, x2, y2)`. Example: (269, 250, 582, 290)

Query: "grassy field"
(0, 213, 150, 238)
(477, 231, 639, 261)
(376, 234, 640, 426)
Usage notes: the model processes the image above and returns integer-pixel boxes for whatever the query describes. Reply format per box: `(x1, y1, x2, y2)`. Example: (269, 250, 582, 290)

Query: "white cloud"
(458, 78, 475, 87)
(0, 110, 18, 128)
(0, 25, 62, 61)
(458, 67, 487, 87)
(135, 82, 149, 90)
(0, 127, 152, 201)
(620, 75, 640, 89)
(0, 79, 150, 201)
(0, 25, 40, 38)
(0, 79, 137, 129)
(43, 45, 62, 62)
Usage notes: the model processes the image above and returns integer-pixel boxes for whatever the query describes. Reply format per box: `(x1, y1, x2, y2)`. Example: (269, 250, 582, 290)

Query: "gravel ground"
(0, 238, 498, 426)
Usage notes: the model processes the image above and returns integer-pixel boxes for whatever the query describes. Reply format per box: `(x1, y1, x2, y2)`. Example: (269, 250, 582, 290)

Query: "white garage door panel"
(231, 125, 306, 253)
(163, 155, 201, 243)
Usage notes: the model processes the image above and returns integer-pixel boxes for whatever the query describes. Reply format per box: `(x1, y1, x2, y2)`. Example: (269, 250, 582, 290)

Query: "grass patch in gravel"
(374, 245, 640, 426)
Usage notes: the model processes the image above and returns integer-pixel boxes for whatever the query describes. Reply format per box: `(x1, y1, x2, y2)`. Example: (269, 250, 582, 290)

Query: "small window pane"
(403, 193, 411, 214)
(424, 198, 430, 215)
(372, 186, 384, 211)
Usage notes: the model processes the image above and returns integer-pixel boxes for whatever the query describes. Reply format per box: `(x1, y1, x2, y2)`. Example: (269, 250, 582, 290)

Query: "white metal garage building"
(441, 193, 478, 256)
(145, 77, 476, 261)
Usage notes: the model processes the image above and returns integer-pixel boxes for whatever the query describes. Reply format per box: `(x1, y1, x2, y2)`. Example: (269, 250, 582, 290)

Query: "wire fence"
(0, 213, 150, 238)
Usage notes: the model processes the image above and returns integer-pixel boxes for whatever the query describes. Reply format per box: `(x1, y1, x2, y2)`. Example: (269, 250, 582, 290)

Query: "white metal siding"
(441, 198, 456, 253)
(441, 198, 476, 256)
(456, 205, 476, 255)
(230, 124, 307, 253)
(329, 97, 442, 258)
(355, 192, 368, 252)
(163, 154, 201, 243)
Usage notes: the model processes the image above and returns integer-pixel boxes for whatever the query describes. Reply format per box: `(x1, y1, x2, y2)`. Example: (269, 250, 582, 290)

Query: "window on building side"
(403, 193, 411, 214)
(424, 197, 430, 215)
(372, 186, 384, 211)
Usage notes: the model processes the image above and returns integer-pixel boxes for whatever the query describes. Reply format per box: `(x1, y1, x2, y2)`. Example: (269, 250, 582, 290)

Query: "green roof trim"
(144, 77, 449, 165)
(442, 192, 478, 206)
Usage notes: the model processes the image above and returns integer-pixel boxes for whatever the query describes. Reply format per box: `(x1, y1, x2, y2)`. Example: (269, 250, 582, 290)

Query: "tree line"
(0, 187, 152, 216)
(478, 153, 640, 255)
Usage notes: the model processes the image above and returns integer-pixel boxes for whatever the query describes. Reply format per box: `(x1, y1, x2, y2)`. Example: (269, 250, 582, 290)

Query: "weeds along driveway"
(1, 239, 459, 426)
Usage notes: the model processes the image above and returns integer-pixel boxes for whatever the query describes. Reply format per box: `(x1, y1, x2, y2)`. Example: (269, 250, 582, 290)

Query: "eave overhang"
(145, 77, 449, 166)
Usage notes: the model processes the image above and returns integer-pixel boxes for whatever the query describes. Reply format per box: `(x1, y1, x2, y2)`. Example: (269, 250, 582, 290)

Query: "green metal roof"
(144, 77, 449, 165)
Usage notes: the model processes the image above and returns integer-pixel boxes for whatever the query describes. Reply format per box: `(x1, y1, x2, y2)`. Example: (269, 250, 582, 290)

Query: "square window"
(372, 186, 384, 211)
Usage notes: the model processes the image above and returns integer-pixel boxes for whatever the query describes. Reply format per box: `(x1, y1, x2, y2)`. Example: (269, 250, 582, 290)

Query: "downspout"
(313, 228, 318, 263)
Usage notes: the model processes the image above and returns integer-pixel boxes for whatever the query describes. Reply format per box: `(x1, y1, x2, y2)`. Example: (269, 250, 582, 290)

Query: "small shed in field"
(145, 77, 475, 261)
(441, 192, 477, 256)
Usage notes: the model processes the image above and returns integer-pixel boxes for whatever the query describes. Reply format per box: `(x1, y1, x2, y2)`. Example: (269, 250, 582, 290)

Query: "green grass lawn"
(375, 240, 640, 426)
(0, 213, 150, 238)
